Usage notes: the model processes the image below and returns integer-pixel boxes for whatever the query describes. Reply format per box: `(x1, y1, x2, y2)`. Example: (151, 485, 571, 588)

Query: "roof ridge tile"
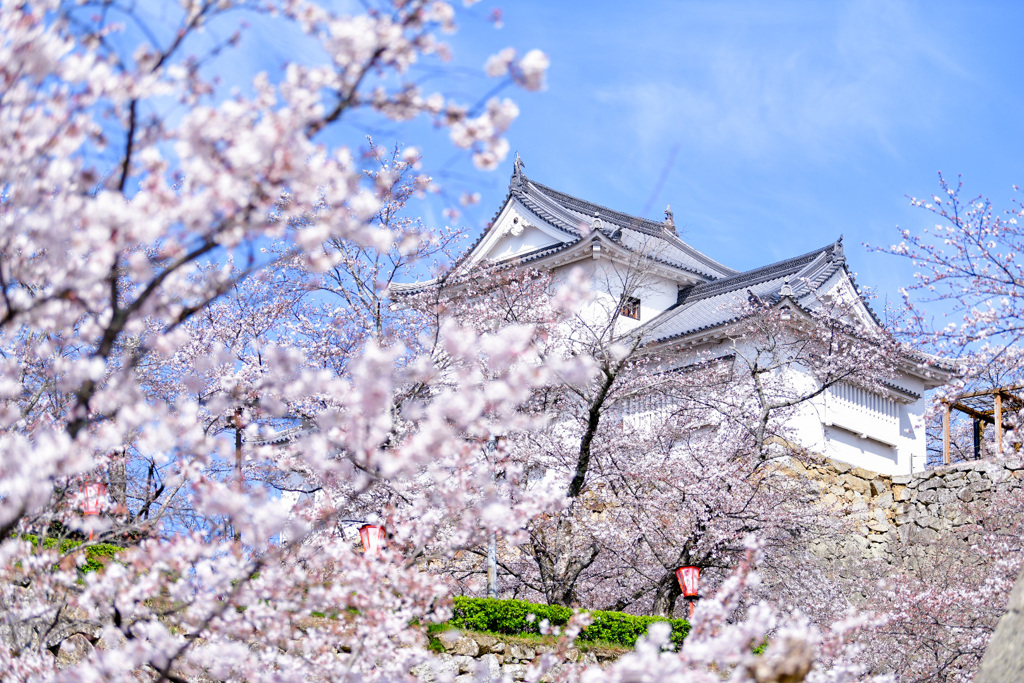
(519, 175, 736, 278)
(528, 178, 668, 234)
(683, 242, 839, 303)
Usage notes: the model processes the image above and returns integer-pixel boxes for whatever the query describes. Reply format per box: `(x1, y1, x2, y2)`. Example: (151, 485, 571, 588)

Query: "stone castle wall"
(790, 455, 1024, 563)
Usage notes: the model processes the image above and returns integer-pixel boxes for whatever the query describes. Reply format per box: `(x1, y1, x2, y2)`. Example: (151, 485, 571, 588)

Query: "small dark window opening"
(620, 296, 641, 320)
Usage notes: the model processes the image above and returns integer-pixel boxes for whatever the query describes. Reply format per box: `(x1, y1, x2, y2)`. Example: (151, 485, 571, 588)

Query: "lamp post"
(358, 524, 386, 557)
(487, 532, 497, 599)
(675, 565, 700, 619)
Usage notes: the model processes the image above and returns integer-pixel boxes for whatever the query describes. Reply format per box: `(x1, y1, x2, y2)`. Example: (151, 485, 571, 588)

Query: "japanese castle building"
(396, 157, 951, 475)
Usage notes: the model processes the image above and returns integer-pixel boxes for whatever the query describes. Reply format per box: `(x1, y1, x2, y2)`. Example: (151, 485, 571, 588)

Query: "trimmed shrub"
(446, 596, 690, 648)
(20, 534, 123, 574)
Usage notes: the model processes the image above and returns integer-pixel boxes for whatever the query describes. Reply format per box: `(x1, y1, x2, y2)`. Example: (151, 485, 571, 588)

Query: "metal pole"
(234, 408, 243, 542)
(234, 408, 244, 490)
(487, 531, 497, 599)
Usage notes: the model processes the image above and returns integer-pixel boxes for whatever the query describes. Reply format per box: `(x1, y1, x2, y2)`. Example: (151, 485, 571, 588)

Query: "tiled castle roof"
(395, 160, 878, 348)
(393, 160, 739, 294)
(638, 240, 849, 344)
(509, 165, 736, 280)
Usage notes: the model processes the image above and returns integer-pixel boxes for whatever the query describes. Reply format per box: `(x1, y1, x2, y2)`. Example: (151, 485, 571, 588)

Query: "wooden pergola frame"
(941, 384, 1024, 465)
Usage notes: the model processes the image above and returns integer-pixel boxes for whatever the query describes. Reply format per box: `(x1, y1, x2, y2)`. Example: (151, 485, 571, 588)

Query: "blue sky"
(399, 0, 1024, 318)
(178, 0, 1024, 318)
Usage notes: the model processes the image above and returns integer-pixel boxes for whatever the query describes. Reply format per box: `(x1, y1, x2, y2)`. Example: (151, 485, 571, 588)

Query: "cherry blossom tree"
(869, 175, 1024, 681)
(817, 489, 1024, 683)
(471, 246, 672, 608)
(885, 175, 1024, 356)
(0, 1, 967, 680)
(437, 255, 903, 619)
(579, 297, 902, 619)
(0, 1, 580, 679)
(581, 539, 885, 683)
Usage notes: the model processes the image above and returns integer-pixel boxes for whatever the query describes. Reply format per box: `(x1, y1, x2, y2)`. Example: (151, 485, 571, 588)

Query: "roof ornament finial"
(663, 203, 677, 235)
(832, 235, 845, 263)
(591, 211, 604, 232)
(510, 151, 525, 190)
(663, 204, 677, 236)
(780, 276, 794, 297)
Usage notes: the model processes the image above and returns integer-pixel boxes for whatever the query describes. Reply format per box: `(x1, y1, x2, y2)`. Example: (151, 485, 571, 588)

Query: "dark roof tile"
(639, 240, 847, 343)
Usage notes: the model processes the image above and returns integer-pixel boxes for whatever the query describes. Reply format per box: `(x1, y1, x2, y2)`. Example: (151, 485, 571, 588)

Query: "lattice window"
(620, 296, 640, 320)
(827, 383, 897, 420)
(824, 382, 899, 445)
(623, 391, 669, 433)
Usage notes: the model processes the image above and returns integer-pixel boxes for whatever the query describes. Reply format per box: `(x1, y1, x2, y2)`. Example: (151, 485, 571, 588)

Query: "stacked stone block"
(413, 631, 621, 682)
(790, 455, 1024, 563)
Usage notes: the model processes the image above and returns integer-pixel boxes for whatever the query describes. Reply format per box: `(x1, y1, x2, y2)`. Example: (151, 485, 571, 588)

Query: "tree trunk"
(651, 569, 681, 617)
(108, 452, 128, 512)
(530, 514, 600, 607)
(567, 367, 616, 498)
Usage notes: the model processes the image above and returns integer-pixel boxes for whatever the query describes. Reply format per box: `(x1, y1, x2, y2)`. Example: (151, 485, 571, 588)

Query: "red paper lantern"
(81, 482, 108, 516)
(359, 524, 385, 556)
(675, 566, 700, 598)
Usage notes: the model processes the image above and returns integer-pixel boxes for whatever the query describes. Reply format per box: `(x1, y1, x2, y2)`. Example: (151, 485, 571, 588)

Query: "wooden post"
(995, 393, 1003, 455)
(942, 402, 951, 465)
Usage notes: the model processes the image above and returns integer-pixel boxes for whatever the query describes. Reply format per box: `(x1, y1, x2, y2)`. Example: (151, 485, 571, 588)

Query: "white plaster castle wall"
(789, 396, 829, 454)
(816, 376, 928, 476)
(823, 425, 900, 475)
(551, 260, 678, 335)
(899, 395, 929, 475)
(654, 337, 931, 476)
(488, 224, 559, 261)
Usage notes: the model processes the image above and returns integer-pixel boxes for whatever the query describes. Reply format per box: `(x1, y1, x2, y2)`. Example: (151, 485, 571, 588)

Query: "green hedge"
(20, 534, 123, 574)
(446, 596, 689, 648)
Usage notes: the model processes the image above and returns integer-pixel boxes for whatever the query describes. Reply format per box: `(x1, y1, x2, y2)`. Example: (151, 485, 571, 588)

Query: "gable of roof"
(407, 159, 741, 293)
(508, 162, 737, 281)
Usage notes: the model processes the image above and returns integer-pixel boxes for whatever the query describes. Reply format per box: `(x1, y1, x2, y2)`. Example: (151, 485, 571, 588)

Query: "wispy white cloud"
(593, 0, 968, 164)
